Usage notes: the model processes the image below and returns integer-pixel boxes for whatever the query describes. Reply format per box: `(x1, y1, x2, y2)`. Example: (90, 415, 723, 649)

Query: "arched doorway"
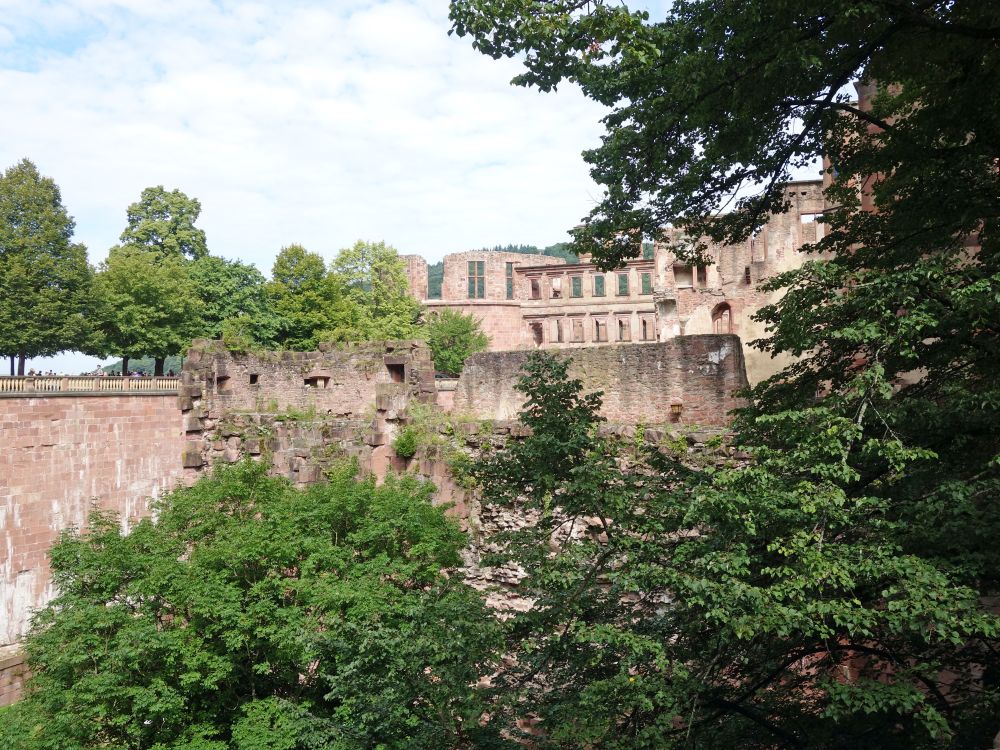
(712, 303, 732, 334)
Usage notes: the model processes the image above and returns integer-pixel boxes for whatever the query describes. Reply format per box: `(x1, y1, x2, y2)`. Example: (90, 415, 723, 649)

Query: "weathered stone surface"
(453, 336, 747, 427)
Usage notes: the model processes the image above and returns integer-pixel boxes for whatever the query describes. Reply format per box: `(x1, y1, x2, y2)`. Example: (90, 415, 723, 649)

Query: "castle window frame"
(617, 317, 631, 342)
(468, 260, 485, 299)
(640, 272, 652, 295)
(530, 278, 541, 300)
(571, 276, 583, 297)
(617, 273, 629, 296)
(594, 318, 608, 342)
(593, 274, 606, 297)
(506, 262, 514, 299)
(571, 317, 584, 342)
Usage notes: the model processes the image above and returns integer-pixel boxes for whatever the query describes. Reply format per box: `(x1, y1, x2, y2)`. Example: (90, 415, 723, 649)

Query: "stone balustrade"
(0, 375, 180, 396)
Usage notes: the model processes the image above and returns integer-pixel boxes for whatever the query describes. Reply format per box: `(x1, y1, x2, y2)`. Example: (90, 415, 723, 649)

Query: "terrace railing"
(0, 376, 180, 396)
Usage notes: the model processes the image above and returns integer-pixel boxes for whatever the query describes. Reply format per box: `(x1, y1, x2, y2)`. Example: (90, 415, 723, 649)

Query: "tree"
(267, 244, 359, 350)
(423, 309, 489, 376)
(331, 240, 423, 340)
(189, 255, 280, 348)
(90, 246, 203, 375)
(0, 159, 93, 374)
(452, 2, 1000, 744)
(0, 461, 507, 750)
(119, 186, 208, 260)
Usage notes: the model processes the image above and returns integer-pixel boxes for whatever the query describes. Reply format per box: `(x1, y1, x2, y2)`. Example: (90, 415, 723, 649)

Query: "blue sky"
(0, 0, 670, 371)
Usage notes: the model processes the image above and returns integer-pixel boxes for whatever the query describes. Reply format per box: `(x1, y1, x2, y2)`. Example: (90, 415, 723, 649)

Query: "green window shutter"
(571, 276, 582, 297)
(641, 273, 652, 294)
(594, 275, 605, 296)
(618, 273, 629, 295)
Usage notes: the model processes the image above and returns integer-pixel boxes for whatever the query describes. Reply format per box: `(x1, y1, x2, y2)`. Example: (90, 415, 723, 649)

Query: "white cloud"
(0, 0, 609, 276)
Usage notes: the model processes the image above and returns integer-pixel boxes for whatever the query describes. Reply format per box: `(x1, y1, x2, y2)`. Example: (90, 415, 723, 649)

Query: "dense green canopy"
(1, 462, 505, 750)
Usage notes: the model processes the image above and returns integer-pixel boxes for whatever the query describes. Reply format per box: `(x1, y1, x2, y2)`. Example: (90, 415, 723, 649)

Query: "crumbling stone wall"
(451, 335, 748, 425)
(178, 340, 436, 480)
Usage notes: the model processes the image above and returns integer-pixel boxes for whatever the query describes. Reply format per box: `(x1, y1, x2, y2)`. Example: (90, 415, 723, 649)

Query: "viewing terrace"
(0, 375, 180, 397)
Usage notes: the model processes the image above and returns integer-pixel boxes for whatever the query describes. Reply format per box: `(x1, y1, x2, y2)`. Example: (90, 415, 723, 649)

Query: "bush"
(393, 425, 420, 458)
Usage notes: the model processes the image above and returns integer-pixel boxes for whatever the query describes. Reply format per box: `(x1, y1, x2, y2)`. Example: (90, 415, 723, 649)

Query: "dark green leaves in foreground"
(476, 353, 1000, 749)
(2, 461, 506, 750)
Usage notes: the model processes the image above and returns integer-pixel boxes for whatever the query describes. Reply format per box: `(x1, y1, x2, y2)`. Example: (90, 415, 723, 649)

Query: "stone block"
(182, 445, 205, 468)
(183, 414, 203, 433)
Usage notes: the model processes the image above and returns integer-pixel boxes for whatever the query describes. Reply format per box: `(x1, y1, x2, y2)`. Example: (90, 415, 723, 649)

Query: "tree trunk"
(154, 357, 165, 376)
(122, 356, 129, 376)
(17, 352, 25, 376)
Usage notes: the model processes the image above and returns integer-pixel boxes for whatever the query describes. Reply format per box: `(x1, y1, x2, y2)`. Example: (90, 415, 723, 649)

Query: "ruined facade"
(403, 179, 828, 383)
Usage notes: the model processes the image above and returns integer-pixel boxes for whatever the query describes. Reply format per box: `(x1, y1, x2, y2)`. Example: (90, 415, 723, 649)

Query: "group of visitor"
(13, 367, 178, 377)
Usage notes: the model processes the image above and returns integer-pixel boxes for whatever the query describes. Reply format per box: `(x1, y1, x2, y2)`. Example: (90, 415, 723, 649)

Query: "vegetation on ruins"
(451, 0, 1000, 746)
(0, 159, 93, 375)
(424, 308, 489, 376)
(1, 461, 507, 750)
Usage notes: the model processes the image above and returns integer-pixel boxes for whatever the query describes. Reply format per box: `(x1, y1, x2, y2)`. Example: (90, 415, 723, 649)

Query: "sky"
(0, 0, 652, 371)
(0, 0, 645, 268)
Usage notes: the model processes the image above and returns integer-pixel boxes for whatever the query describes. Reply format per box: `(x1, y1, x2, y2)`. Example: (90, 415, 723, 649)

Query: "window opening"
(594, 319, 608, 342)
(696, 266, 708, 286)
(249, 374, 259, 385)
(530, 321, 544, 346)
(571, 276, 582, 297)
(551, 277, 562, 299)
(618, 318, 631, 342)
(674, 265, 693, 288)
(640, 272, 652, 295)
(555, 319, 564, 343)
(386, 363, 405, 383)
(593, 275, 605, 297)
(216, 375, 231, 394)
(467, 260, 485, 298)
(530, 279, 541, 299)
(571, 318, 584, 342)
(505, 262, 514, 299)
(617, 273, 629, 296)
(641, 319, 649, 340)
(304, 375, 329, 388)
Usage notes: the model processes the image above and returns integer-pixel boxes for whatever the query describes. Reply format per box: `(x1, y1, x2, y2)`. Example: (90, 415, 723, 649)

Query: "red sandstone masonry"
(0, 394, 191, 648)
(451, 335, 748, 425)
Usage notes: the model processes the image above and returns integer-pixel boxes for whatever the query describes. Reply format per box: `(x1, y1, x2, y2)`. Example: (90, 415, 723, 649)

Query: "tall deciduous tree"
(267, 244, 358, 350)
(453, 0, 1000, 746)
(119, 185, 208, 260)
(189, 255, 280, 348)
(331, 240, 423, 340)
(0, 159, 92, 374)
(90, 246, 202, 375)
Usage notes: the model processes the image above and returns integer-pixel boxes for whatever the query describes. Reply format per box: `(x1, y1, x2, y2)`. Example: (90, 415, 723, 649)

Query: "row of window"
(468, 261, 709, 300)
(529, 315, 656, 346)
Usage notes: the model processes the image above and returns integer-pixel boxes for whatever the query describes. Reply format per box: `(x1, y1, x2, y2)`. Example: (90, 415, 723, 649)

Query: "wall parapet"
(0, 376, 179, 397)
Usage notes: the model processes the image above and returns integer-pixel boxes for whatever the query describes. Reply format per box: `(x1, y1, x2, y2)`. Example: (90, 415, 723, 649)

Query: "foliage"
(267, 244, 358, 351)
(0, 158, 93, 371)
(427, 260, 444, 299)
(89, 245, 203, 367)
(119, 185, 208, 260)
(1, 461, 507, 750)
(190, 255, 280, 347)
(392, 425, 420, 459)
(472, 243, 579, 264)
(452, 0, 1000, 745)
(423, 309, 489, 376)
(330, 240, 423, 341)
(101, 354, 182, 375)
(474, 354, 1000, 748)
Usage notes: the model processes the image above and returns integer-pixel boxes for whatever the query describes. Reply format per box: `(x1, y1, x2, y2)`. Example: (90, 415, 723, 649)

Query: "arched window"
(712, 303, 732, 334)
